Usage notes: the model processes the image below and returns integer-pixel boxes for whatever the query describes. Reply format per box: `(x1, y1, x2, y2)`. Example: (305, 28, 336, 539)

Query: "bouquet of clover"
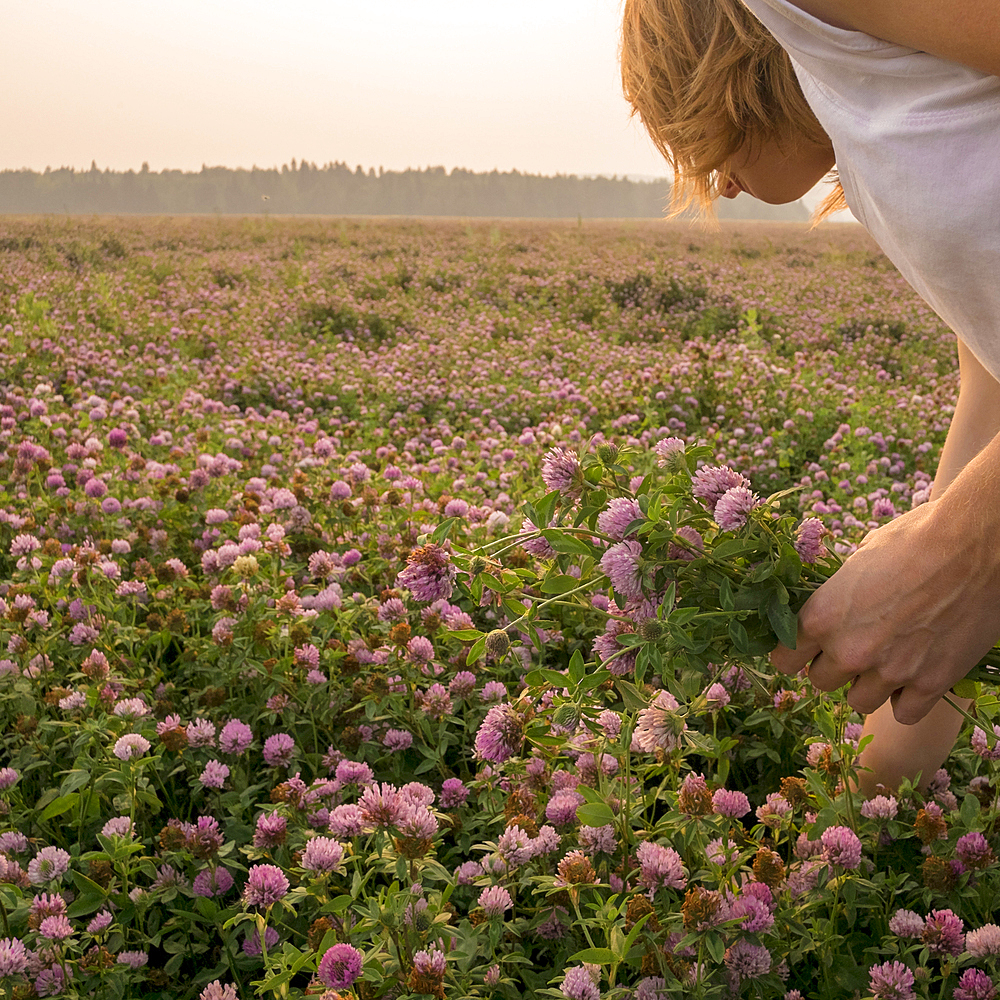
(450, 437, 999, 736)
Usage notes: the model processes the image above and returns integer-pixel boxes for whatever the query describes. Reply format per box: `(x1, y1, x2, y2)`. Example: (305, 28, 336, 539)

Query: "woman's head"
(620, 0, 843, 218)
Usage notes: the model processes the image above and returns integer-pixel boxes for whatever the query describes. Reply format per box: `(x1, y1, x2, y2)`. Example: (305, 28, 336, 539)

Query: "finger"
(770, 628, 821, 676)
(844, 672, 896, 717)
(890, 687, 940, 727)
(805, 651, 865, 694)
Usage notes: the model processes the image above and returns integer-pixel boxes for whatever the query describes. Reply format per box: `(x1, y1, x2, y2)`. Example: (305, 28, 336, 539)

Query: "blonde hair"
(620, 0, 846, 223)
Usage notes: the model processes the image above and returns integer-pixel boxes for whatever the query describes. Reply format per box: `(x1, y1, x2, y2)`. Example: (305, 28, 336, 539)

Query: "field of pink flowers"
(0, 215, 998, 1000)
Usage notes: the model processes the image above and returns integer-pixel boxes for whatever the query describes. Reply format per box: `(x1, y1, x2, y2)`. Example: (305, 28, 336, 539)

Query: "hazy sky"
(4, 0, 836, 209)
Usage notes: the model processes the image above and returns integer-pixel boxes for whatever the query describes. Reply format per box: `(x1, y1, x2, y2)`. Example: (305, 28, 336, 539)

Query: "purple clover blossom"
(653, 436, 686, 466)
(954, 969, 997, 1000)
(922, 908, 965, 957)
(242, 926, 279, 956)
(328, 804, 365, 837)
(0, 768, 19, 790)
(219, 719, 253, 755)
(395, 543, 456, 602)
(889, 909, 925, 938)
(87, 910, 114, 933)
(117, 951, 149, 969)
(561, 964, 601, 1000)
(474, 703, 524, 763)
(821, 825, 863, 869)
(578, 824, 616, 855)
(479, 885, 513, 919)
(192, 867, 235, 898)
(957, 832, 995, 868)
(600, 540, 644, 602)
(439, 778, 469, 808)
(317, 943, 364, 989)
(633, 690, 684, 753)
(968, 924, 1000, 958)
(112, 734, 150, 761)
(691, 465, 751, 514)
(243, 864, 289, 907)
(711, 788, 751, 819)
(794, 517, 827, 563)
(301, 837, 345, 875)
(596, 498, 643, 541)
(714, 485, 761, 531)
(0, 937, 28, 976)
(39, 914, 74, 940)
(101, 816, 134, 839)
(359, 783, 405, 828)
(868, 960, 916, 1000)
(253, 812, 287, 848)
(396, 804, 438, 840)
(35, 965, 67, 996)
(335, 759, 375, 786)
(262, 733, 296, 767)
(541, 447, 584, 500)
(724, 940, 772, 981)
(200, 983, 239, 1000)
(636, 841, 686, 893)
(971, 725, 1000, 762)
(383, 729, 414, 751)
(199, 760, 230, 789)
(546, 790, 585, 826)
(861, 795, 898, 820)
(413, 946, 447, 978)
(28, 847, 71, 885)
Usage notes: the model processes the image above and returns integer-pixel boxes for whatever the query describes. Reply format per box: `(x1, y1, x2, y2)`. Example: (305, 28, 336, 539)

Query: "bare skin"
(719, 133, 835, 204)
(773, 341, 1000, 793)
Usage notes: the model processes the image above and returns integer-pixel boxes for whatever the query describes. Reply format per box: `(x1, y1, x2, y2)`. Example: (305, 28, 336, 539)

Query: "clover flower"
(219, 719, 253, 755)
(541, 447, 584, 500)
(439, 777, 469, 808)
(112, 734, 151, 761)
(117, 951, 148, 969)
(888, 909, 925, 938)
(691, 465, 751, 514)
(868, 960, 916, 1000)
(821, 826, 863, 869)
(633, 690, 685, 753)
(318, 943, 364, 989)
(597, 497, 643, 541)
(636, 841, 686, 893)
(301, 836, 345, 875)
(243, 864, 289, 907)
(968, 924, 1000, 958)
(953, 969, 997, 1000)
(0, 937, 28, 976)
(200, 983, 239, 1000)
(199, 761, 229, 789)
(192, 867, 234, 898)
(474, 703, 524, 763)
(28, 847, 71, 885)
(479, 885, 513, 919)
(724, 939, 771, 981)
(712, 788, 751, 819)
(600, 540, 644, 601)
(262, 733, 296, 767)
(922, 908, 965, 957)
(561, 964, 600, 1000)
(396, 543, 456, 602)
(714, 485, 761, 531)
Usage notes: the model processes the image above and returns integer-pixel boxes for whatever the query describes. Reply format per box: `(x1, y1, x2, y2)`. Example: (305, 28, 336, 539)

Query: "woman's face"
(720, 133, 835, 204)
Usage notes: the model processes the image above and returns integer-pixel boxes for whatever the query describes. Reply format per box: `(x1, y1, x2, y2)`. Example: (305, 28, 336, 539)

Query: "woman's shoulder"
(782, 0, 1000, 76)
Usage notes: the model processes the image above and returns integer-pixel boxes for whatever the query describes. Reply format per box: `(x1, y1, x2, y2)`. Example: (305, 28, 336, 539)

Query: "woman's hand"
(771, 490, 1000, 725)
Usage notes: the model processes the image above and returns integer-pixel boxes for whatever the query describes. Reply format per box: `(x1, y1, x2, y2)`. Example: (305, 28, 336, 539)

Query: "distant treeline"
(0, 160, 808, 221)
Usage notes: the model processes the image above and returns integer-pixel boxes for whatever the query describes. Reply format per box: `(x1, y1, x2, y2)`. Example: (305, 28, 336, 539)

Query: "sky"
(3, 0, 837, 211)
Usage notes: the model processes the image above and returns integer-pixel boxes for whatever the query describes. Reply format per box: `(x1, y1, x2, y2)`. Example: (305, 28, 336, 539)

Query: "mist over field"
(0, 163, 809, 221)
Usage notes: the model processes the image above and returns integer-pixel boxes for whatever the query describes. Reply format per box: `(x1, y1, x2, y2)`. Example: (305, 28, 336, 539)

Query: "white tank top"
(741, 0, 1000, 381)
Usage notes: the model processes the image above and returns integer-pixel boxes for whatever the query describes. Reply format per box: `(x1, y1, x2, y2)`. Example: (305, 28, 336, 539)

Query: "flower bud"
(597, 443, 620, 466)
(484, 629, 511, 658)
(637, 618, 667, 642)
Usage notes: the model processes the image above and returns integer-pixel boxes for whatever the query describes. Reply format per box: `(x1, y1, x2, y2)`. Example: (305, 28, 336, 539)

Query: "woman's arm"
(786, 0, 1000, 77)
(771, 339, 1000, 724)
(855, 339, 999, 793)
